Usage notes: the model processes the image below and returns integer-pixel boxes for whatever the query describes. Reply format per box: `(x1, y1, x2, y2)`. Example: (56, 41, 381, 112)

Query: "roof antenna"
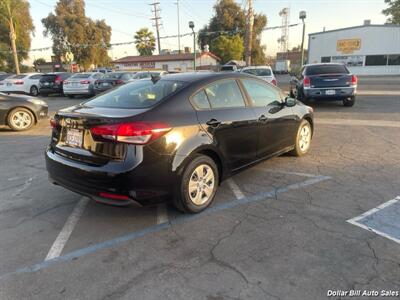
(151, 74, 160, 84)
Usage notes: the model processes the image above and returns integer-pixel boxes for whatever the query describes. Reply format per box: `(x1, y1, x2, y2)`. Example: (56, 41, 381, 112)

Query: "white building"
(112, 52, 220, 72)
(308, 23, 400, 75)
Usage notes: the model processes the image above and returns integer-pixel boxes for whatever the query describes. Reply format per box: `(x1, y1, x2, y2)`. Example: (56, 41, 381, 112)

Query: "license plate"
(101, 82, 109, 87)
(7, 83, 11, 86)
(72, 82, 78, 87)
(66, 129, 83, 147)
(44, 82, 49, 86)
(325, 90, 336, 95)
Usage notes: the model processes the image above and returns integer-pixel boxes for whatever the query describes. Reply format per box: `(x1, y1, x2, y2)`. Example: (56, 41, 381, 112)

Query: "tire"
(67, 94, 74, 99)
(7, 107, 35, 131)
(343, 96, 355, 107)
(289, 119, 312, 157)
(173, 155, 219, 213)
(30, 85, 39, 96)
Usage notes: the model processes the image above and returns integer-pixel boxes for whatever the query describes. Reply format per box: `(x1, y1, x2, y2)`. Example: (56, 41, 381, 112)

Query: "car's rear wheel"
(7, 108, 35, 131)
(174, 155, 219, 213)
(30, 85, 39, 96)
(290, 119, 312, 157)
(343, 96, 355, 107)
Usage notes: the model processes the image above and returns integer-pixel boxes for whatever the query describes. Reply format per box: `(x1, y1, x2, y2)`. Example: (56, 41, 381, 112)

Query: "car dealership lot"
(0, 77, 399, 299)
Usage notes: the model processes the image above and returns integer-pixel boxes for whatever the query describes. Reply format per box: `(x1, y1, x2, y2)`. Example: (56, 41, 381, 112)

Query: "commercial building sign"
(337, 39, 361, 54)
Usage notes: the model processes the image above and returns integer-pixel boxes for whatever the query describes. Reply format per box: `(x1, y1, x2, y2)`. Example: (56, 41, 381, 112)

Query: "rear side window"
(305, 65, 349, 75)
(85, 80, 187, 109)
(191, 90, 210, 109)
(204, 79, 245, 109)
(242, 68, 272, 76)
(241, 79, 281, 107)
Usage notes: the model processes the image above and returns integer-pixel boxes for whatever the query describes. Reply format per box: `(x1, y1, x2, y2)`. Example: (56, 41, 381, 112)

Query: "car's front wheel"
(290, 119, 312, 157)
(174, 155, 219, 213)
(7, 108, 35, 131)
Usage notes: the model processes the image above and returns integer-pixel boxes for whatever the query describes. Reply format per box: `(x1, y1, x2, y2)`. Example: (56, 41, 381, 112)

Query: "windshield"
(85, 79, 187, 109)
(242, 68, 272, 76)
(305, 65, 349, 75)
(103, 73, 123, 79)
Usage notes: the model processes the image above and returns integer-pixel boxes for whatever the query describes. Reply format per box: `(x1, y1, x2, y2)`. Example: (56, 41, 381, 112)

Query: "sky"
(27, 0, 389, 64)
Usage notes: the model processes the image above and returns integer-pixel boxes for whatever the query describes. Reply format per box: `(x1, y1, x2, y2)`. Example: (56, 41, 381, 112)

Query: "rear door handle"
(206, 119, 221, 127)
(258, 115, 268, 122)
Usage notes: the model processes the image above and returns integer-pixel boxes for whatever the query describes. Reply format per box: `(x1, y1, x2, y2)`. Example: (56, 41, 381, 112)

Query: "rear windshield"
(0, 74, 12, 81)
(41, 74, 56, 80)
(12, 75, 27, 79)
(85, 79, 187, 109)
(242, 68, 272, 76)
(305, 65, 349, 75)
(103, 73, 123, 79)
(71, 73, 91, 79)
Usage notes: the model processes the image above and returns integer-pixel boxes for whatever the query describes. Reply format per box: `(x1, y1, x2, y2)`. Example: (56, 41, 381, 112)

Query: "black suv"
(39, 72, 72, 96)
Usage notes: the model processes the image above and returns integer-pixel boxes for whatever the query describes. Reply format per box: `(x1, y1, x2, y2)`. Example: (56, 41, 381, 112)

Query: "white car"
(63, 72, 103, 98)
(240, 66, 277, 86)
(0, 73, 43, 96)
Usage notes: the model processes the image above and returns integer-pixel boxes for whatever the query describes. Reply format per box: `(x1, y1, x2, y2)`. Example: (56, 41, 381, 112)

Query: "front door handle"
(206, 119, 221, 127)
(258, 115, 268, 122)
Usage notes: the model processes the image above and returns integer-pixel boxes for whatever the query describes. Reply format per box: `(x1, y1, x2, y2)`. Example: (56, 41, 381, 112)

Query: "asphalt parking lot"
(0, 76, 399, 299)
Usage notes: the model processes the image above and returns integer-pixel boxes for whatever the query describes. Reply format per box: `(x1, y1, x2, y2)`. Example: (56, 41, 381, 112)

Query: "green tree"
(198, 0, 267, 65)
(42, 0, 111, 70)
(0, 0, 34, 73)
(134, 28, 156, 56)
(210, 35, 244, 64)
(383, 0, 400, 23)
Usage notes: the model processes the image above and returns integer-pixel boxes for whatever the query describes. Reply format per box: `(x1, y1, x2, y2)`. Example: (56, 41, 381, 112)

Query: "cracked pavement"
(0, 77, 399, 299)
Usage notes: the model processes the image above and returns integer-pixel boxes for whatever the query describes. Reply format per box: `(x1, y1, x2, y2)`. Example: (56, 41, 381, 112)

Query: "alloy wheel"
(299, 124, 311, 152)
(188, 164, 215, 206)
(10, 111, 32, 130)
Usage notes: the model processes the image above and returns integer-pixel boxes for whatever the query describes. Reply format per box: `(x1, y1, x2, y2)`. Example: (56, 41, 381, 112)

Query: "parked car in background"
(94, 72, 137, 94)
(132, 71, 167, 80)
(220, 65, 238, 72)
(46, 72, 313, 213)
(0, 73, 15, 90)
(240, 66, 277, 86)
(0, 73, 43, 96)
(63, 72, 103, 98)
(290, 63, 357, 107)
(0, 92, 48, 131)
(39, 72, 72, 96)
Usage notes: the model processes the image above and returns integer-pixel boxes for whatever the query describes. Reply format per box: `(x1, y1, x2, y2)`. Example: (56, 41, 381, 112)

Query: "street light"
(189, 21, 196, 71)
(299, 11, 307, 67)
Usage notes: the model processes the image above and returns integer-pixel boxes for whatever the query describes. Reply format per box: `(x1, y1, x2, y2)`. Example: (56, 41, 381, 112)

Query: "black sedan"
(93, 72, 136, 94)
(0, 92, 48, 131)
(46, 72, 313, 213)
(290, 63, 357, 106)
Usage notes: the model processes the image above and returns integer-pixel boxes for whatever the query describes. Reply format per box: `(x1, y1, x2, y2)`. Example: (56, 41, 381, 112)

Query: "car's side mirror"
(285, 97, 296, 107)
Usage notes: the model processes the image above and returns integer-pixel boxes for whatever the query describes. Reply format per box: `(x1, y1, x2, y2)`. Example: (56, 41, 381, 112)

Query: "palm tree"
(134, 28, 156, 56)
(0, 0, 23, 74)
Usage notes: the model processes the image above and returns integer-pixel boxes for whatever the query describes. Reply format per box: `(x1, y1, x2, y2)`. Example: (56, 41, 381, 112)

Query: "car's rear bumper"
(63, 88, 93, 95)
(39, 87, 63, 95)
(304, 86, 356, 100)
(45, 147, 174, 206)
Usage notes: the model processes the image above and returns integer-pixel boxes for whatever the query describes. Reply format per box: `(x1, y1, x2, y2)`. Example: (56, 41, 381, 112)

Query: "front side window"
(85, 80, 187, 109)
(241, 79, 281, 107)
(204, 79, 245, 109)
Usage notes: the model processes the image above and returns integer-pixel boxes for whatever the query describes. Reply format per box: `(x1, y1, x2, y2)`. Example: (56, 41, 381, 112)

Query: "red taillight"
(99, 192, 130, 201)
(90, 122, 171, 145)
(14, 81, 24, 85)
(80, 80, 90, 84)
(115, 79, 124, 85)
(303, 76, 311, 88)
(351, 74, 357, 86)
(50, 118, 57, 128)
(271, 79, 277, 86)
(55, 75, 62, 84)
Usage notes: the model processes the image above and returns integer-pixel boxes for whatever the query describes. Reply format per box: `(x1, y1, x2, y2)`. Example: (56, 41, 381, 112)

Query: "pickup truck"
(290, 63, 357, 107)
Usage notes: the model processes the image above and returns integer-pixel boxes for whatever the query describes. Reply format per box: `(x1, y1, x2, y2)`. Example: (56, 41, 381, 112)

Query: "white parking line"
(156, 203, 169, 224)
(347, 196, 400, 245)
(45, 197, 89, 261)
(253, 167, 319, 178)
(227, 178, 245, 200)
(315, 118, 400, 128)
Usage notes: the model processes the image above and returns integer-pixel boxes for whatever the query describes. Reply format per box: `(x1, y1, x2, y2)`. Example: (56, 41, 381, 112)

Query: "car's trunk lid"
(309, 74, 352, 88)
(52, 105, 148, 165)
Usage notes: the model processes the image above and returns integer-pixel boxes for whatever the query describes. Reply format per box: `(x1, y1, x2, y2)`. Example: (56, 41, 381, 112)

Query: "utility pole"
(299, 11, 307, 66)
(150, 1, 162, 54)
(245, 0, 254, 66)
(8, 17, 20, 74)
(175, 0, 181, 53)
